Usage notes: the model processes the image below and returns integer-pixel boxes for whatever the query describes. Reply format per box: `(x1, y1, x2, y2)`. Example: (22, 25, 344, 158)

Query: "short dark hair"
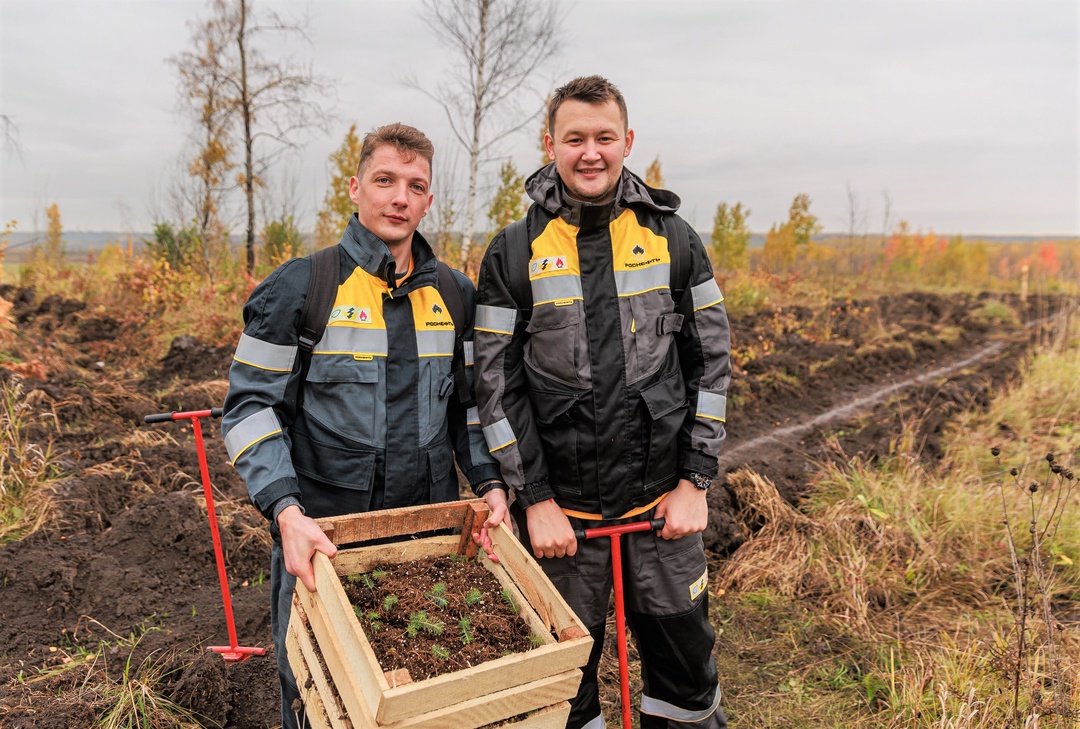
(547, 75, 628, 133)
(355, 123, 435, 177)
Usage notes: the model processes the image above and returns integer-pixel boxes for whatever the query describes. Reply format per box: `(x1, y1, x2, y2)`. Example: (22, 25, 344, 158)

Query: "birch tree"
(416, 0, 561, 271)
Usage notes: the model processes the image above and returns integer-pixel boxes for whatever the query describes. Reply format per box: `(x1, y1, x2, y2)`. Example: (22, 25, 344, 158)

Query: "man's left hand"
(473, 488, 512, 563)
(654, 479, 709, 540)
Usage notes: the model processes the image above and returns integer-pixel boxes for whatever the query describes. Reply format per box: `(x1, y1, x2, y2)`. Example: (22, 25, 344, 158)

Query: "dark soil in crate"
(341, 554, 539, 681)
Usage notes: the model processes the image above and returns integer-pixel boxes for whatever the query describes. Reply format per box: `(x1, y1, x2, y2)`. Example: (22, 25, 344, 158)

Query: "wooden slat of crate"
(287, 598, 355, 729)
(486, 702, 571, 729)
(333, 536, 459, 574)
(484, 524, 590, 642)
(318, 500, 488, 558)
(309, 552, 391, 713)
(390, 672, 579, 729)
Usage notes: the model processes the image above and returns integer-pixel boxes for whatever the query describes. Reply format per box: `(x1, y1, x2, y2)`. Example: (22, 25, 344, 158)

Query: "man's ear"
(544, 133, 555, 162)
(624, 128, 635, 157)
(348, 176, 361, 206)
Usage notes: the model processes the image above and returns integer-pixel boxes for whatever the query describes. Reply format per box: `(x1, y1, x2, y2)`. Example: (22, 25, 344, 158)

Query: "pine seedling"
(529, 633, 546, 649)
(427, 582, 449, 608)
(459, 617, 473, 645)
(382, 595, 398, 613)
(500, 588, 518, 614)
(465, 588, 482, 606)
(406, 611, 445, 637)
(431, 644, 450, 660)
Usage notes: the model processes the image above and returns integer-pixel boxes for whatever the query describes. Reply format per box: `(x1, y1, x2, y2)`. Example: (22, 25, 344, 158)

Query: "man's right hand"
(277, 505, 338, 592)
(525, 499, 577, 559)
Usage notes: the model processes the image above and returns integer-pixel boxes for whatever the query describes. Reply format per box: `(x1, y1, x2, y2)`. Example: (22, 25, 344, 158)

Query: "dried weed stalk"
(990, 447, 1078, 726)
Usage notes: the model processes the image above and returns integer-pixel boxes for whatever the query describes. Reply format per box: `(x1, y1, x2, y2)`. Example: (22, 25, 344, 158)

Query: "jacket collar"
(524, 163, 682, 228)
(338, 214, 438, 293)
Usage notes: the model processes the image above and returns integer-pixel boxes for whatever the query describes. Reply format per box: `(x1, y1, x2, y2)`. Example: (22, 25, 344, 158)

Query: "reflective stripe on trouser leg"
(271, 540, 305, 729)
(632, 592, 726, 729)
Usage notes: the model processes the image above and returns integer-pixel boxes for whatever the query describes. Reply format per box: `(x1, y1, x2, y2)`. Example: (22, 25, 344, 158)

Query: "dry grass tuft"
(718, 468, 818, 597)
(0, 380, 61, 541)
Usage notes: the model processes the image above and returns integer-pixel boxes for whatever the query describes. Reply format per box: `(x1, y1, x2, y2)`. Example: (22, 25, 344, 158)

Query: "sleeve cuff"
(515, 480, 556, 509)
(252, 477, 302, 521)
(679, 452, 719, 480)
(271, 496, 304, 524)
(474, 479, 509, 498)
(465, 462, 503, 487)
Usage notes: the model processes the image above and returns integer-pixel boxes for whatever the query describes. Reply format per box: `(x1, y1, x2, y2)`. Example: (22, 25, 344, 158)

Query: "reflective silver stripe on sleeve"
(482, 417, 517, 452)
(475, 305, 517, 335)
(224, 408, 283, 464)
(467, 406, 480, 426)
(696, 391, 727, 422)
(312, 326, 389, 356)
(463, 340, 474, 366)
(691, 278, 725, 312)
(416, 329, 456, 357)
(641, 687, 722, 723)
(233, 333, 297, 372)
(532, 275, 583, 305)
(615, 264, 669, 296)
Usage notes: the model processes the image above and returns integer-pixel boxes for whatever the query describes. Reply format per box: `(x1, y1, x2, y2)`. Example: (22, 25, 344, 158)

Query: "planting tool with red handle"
(144, 407, 266, 664)
(574, 517, 666, 729)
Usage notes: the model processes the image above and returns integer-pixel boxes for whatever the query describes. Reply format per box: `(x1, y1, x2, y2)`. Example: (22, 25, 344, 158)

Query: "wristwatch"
(687, 472, 712, 491)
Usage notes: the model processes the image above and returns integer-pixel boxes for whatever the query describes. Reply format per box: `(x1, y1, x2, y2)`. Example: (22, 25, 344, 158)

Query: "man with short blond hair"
(474, 77, 731, 729)
(223, 122, 504, 729)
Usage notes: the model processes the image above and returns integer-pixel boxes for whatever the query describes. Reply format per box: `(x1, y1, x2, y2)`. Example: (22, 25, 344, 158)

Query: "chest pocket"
(418, 355, 454, 445)
(623, 289, 680, 383)
(304, 356, 382, 446)
(525, 301, 587, 388)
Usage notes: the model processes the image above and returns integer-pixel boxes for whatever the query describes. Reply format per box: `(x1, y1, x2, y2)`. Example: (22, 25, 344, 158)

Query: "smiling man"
(222, 123, 504, 729)
(474, 77, 732, 729)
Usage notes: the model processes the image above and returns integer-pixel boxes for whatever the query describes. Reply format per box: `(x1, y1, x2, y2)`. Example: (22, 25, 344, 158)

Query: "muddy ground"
(0, 286, 1065, 728)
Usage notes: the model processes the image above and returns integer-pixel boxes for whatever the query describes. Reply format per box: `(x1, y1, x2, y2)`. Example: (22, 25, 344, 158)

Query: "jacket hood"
(524, 163, 681, 223)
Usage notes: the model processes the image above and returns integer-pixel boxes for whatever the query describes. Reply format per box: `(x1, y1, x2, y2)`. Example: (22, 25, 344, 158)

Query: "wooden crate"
(286, 500, 591, 729)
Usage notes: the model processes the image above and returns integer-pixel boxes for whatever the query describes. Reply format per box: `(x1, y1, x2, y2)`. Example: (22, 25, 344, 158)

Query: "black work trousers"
(515, 508, 728, 729)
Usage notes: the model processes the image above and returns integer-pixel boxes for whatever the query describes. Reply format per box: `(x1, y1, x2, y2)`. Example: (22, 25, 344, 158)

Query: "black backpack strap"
(296, 245, 341, 396)
(436, 261, 471, 405)
(299, 245, 341, 353)
(669, 218, 692, 308)
(503, 216, 532, 323)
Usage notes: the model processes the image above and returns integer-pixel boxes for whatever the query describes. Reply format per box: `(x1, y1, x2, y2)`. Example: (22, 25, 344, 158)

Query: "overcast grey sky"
(1, 0, 1077, 236)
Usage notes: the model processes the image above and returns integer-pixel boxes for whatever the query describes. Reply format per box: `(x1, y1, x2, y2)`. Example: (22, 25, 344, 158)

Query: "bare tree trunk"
(459, 0, 489, 272)
(237, 0, 256, 274)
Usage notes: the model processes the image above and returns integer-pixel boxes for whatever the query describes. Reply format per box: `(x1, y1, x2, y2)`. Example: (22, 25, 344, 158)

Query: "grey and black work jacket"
(474, 165, 732, 519)
(222, 215, 501, 521)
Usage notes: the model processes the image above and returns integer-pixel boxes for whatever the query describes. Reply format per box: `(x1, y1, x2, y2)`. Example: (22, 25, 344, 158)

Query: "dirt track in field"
(0, 286, 1067, 728)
